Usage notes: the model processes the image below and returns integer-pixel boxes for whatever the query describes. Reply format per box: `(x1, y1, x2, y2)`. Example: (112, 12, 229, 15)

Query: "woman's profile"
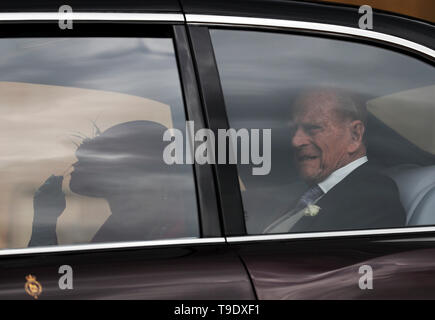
(29, 120, 192, 246)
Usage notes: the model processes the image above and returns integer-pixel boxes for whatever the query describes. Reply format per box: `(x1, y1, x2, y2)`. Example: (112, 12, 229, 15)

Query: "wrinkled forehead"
(291, 94, 340, 124)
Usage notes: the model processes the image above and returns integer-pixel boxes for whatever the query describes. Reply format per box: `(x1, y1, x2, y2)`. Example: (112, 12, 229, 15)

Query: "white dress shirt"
(318, 156, 368, 194)
(263, 156, 368, 234)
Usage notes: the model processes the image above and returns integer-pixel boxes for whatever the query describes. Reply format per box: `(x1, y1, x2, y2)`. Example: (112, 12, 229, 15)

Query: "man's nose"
(291, 127, 309, 148)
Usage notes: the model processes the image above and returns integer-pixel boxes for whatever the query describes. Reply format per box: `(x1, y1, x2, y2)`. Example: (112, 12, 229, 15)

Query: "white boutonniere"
(304, 204, 321, 217)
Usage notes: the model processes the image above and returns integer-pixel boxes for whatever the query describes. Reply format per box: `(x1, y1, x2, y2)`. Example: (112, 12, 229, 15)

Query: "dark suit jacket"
(290, 163, 406, 233)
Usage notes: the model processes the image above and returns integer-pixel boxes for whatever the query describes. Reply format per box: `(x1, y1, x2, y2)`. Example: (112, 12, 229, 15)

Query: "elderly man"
(264, 89, 406, 234)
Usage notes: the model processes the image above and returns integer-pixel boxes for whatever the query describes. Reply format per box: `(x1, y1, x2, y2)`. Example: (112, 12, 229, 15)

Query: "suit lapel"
(289, 163, 370, 232)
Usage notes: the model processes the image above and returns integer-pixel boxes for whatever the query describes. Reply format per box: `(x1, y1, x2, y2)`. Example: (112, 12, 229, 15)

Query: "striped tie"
(262, 185, 325, 233)
(294, 185, 324, 212)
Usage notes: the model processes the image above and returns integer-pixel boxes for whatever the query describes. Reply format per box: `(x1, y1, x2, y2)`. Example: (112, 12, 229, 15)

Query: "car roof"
(180, 0, 435, 50)
(0, 0, 181, 12)
(0, 0, 433, 50)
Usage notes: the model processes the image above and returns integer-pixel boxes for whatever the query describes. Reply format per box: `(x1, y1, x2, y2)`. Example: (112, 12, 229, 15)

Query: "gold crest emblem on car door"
(24, 275, 42, 299)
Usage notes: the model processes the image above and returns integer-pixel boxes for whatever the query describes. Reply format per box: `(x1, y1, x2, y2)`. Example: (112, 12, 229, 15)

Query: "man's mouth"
(296, 154, 319, 162)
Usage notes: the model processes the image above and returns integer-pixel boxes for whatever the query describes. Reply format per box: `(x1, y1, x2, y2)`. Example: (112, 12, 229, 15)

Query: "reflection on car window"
(0, 38, 199, 249)
(210, 29, 435, 234)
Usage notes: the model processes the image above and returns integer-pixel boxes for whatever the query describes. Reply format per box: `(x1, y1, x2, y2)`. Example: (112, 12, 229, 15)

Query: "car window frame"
(0, 13, 224, 257)
(186, 14, 435, 243)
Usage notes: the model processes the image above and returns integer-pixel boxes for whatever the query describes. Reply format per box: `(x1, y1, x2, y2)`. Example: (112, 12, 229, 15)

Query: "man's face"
(290, 101, 353, 184)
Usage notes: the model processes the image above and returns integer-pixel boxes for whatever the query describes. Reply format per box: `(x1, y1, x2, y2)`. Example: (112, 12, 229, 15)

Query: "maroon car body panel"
(236, 234, 435, 299)
(0, 245, 255, 299)
(0, 0, 434, 300)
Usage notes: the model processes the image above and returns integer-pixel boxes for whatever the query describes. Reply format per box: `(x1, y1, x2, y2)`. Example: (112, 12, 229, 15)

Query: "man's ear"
(347, 120, 365, 153)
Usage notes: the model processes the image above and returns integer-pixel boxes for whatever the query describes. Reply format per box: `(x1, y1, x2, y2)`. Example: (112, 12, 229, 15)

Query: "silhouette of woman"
(29, 120, 193, 246)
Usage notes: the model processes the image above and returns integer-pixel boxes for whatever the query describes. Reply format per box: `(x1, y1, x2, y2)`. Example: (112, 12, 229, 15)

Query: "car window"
(210, 28, 435, 235)
(0, 36, 199, 249)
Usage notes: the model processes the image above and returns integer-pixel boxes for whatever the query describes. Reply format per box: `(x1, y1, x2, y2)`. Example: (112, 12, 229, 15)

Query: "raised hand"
(29, 175, 66, 246)
(33, 175, 66, 219)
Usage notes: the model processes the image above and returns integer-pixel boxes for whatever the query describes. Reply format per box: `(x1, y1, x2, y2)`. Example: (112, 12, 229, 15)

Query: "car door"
(0, 11, 255, 300)
(185, 3, 435, 299)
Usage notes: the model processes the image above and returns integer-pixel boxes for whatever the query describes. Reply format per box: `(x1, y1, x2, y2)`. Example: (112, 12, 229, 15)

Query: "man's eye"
(305, 125, 321, 133)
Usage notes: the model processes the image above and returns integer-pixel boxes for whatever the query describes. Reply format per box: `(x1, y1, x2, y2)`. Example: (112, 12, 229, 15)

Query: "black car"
(0, 0, 434, 299)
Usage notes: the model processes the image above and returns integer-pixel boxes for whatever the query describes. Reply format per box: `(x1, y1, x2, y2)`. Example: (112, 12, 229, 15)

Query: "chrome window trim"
(187, 15, 435, 242)
(0, 11, 208, 257)
(227, 226, 435, 243)
(0, 12, 184, 22)
(0, 237, 225, 256)
(0, 13, 432, 254)
(186, 14, 435, 59)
